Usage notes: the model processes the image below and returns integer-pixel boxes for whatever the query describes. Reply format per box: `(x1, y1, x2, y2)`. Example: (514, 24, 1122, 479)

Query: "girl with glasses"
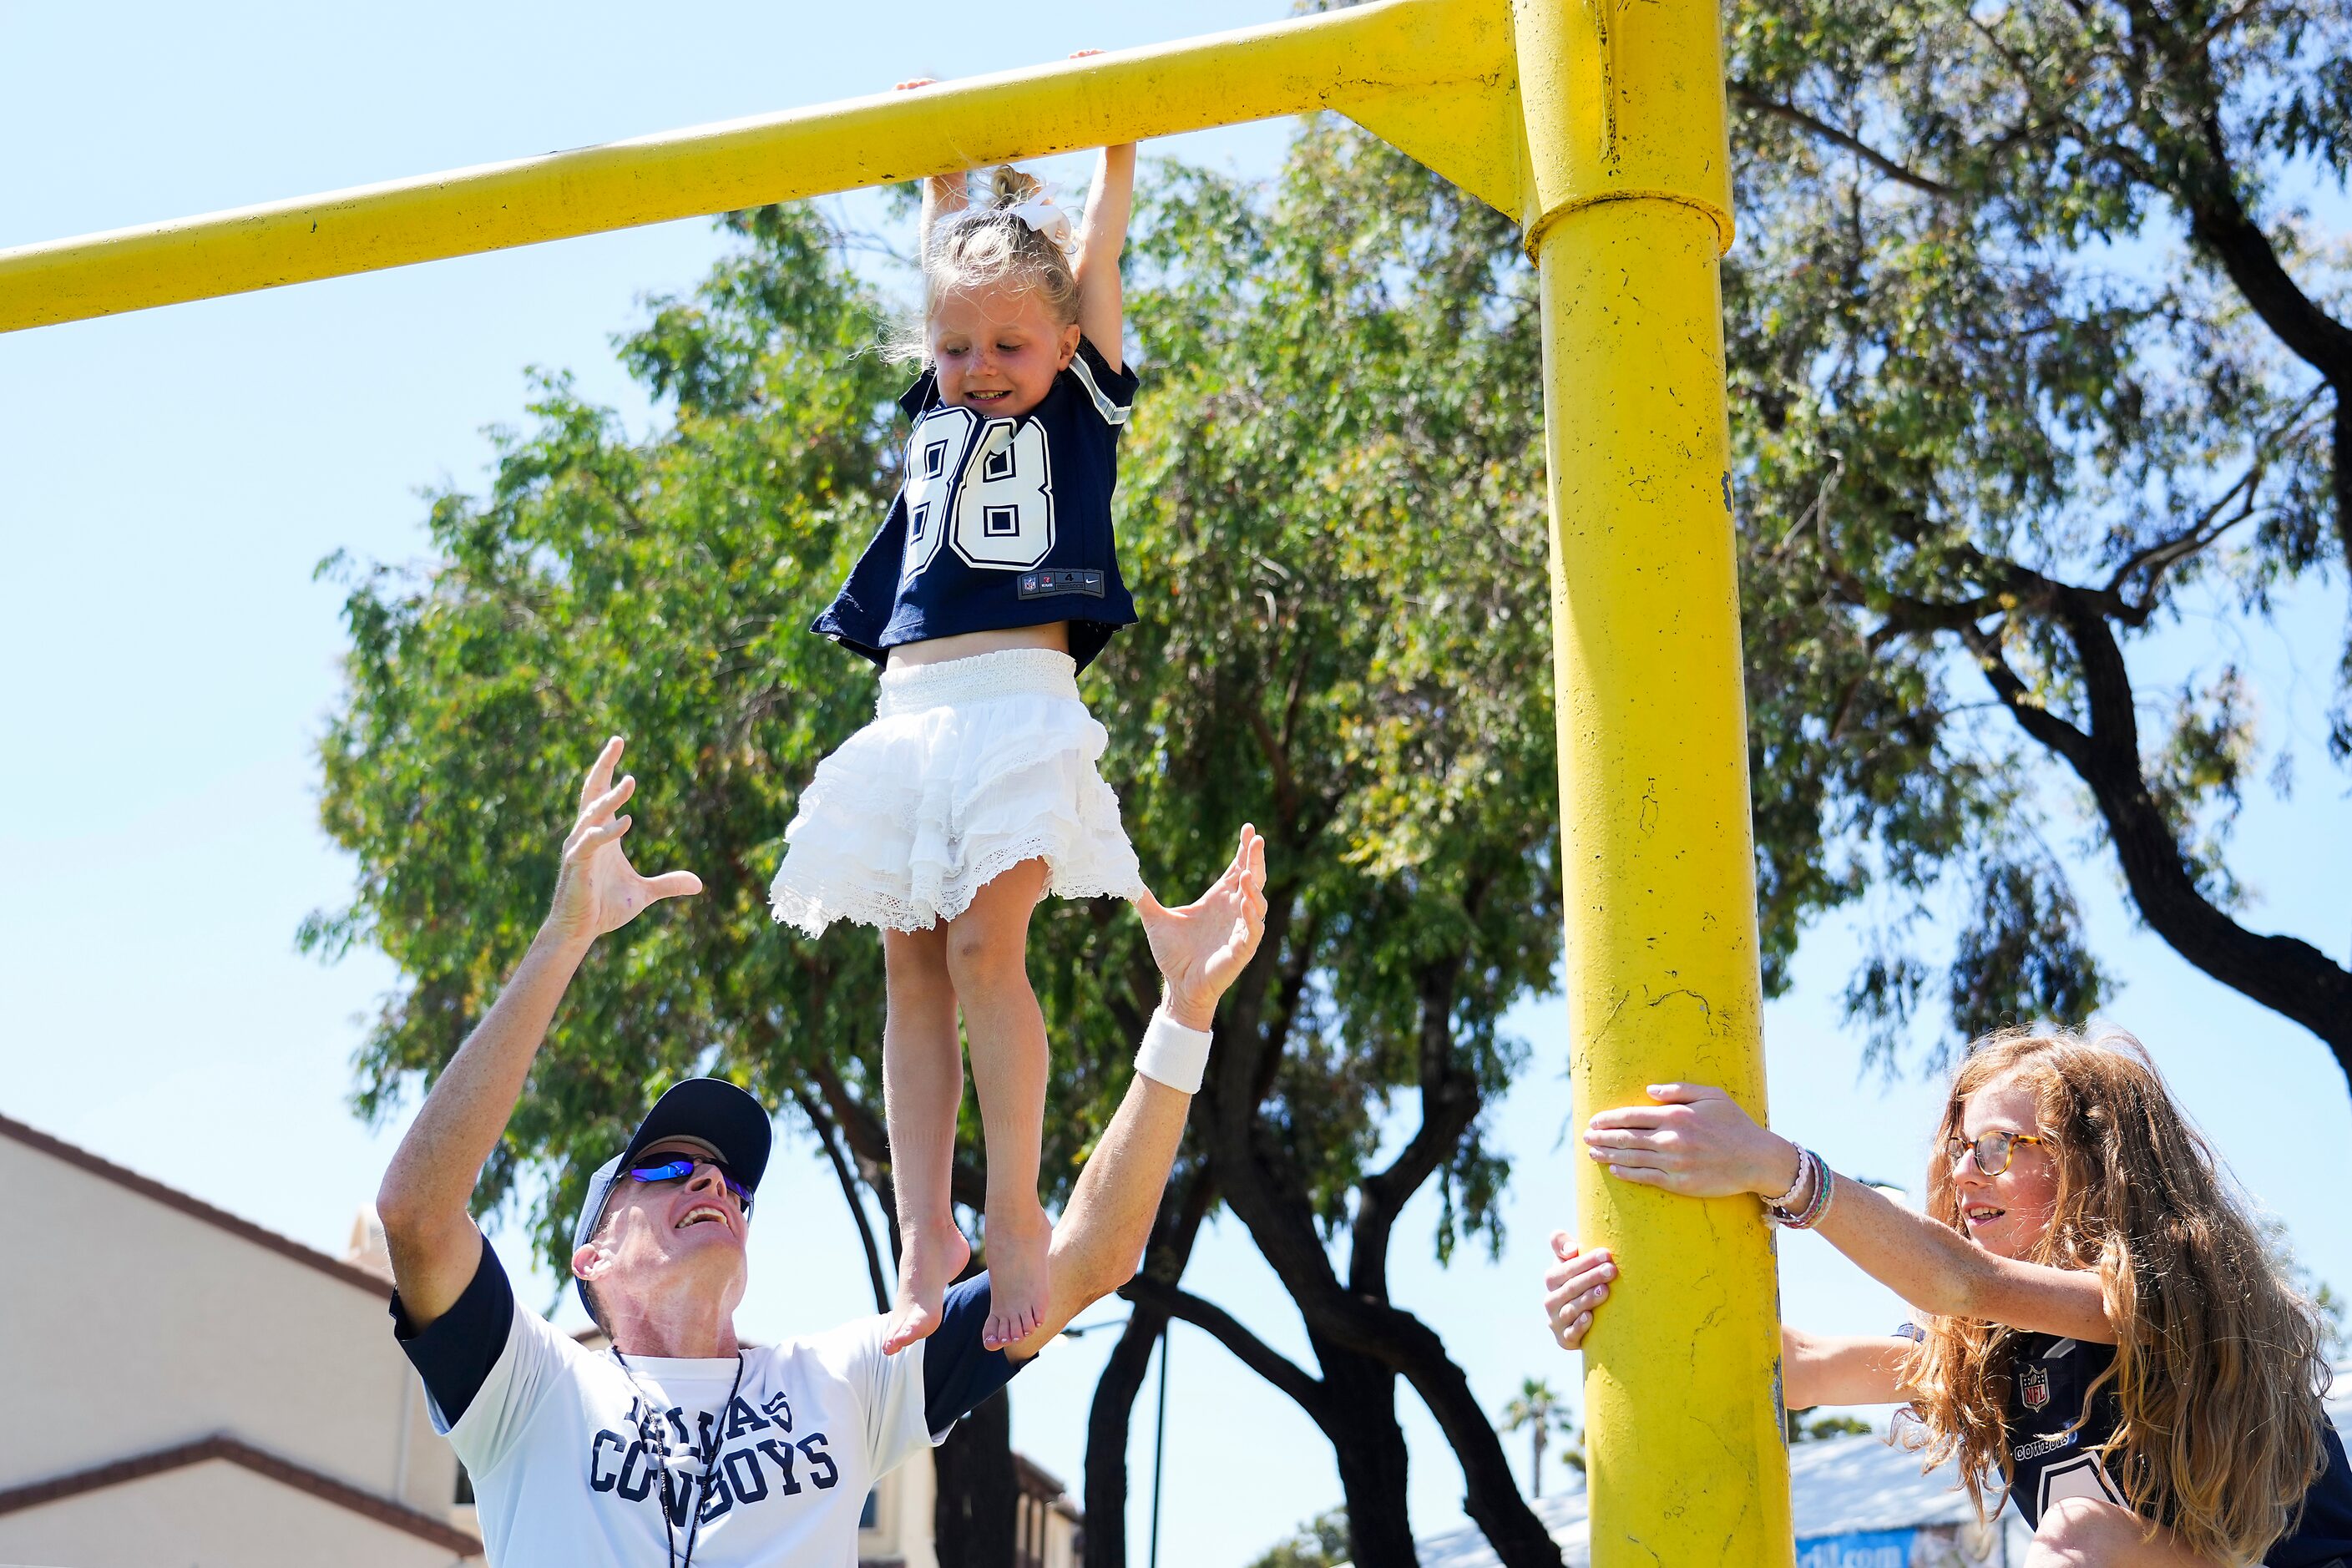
(1544, 1027, 2352, 1565)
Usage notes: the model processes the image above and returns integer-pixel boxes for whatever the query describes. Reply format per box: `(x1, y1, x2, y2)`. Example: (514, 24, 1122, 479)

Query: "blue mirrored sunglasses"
(625, 1155, 753, 1216)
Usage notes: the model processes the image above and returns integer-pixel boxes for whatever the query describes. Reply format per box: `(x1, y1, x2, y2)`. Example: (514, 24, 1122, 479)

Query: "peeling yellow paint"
(1534, 0, 1790, 1549)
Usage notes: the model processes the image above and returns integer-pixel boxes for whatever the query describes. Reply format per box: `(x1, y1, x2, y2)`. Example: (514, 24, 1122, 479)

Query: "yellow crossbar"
(0, 0, 1510, 335)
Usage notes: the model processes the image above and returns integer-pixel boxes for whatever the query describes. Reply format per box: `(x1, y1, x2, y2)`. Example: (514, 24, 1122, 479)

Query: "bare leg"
(943, 858, 1054, 1352)
(879, 923, 970, 1354)
(2023, 1498, 2227, 1567)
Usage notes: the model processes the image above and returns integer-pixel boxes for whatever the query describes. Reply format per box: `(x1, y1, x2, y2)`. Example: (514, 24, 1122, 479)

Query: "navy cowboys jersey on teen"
(1905, 1324, 2352, 1564)
(812, 335, 1141, 672)
(2001, 1330, 2132, 1521)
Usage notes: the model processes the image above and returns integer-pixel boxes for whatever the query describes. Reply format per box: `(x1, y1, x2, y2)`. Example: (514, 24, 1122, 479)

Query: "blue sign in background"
(1794, 1530, 1918, 1568)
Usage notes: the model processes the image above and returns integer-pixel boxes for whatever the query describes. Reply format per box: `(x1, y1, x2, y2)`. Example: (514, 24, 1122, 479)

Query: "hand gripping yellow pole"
(1513, 0, 1796, 1560)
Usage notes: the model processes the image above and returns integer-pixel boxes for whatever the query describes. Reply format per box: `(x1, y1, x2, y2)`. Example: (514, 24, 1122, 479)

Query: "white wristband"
(1134, 1009, 1213, 1095)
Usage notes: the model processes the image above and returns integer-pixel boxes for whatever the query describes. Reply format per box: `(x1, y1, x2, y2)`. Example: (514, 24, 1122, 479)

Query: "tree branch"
(2176, 128, 2352, 389)
(1084, 1300, 1168, 1568)
(1121, 1276, 1335, 1425)
(2197, 0, 2270, 47)
(2136, 49, 2352, 554)
(1085, 1161, 1220, 1568)
(2099, 433, 2290, 617)
(1963, 600, 2352, 1078)
(1730, 83, 1956, 199)
(1249, 907, 1323, 1114)
(1958, 619, 2097, 772)
(1352, 953, 1482, 1298)
(794, 1088, 890, 1313)
(1246, 703, 1302, 832)
(1207, 887, 1293, 1143)
(807, 1055, 988, 1214)
(1373, 1300, 1566, 1568)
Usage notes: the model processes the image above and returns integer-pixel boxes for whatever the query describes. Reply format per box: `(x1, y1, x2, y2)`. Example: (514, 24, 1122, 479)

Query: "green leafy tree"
(2313, 1281, 2350, 1361)
(309, 147, 1567, 1564)
(1145, 21, 2352, 1540)
(1497, 1378, 1576, 1500)
(1721, 0, 2352, 1074)
(306, 205, 1084, 1563)
(1247, 1509, 1353, 1568)
(1788, 1411, 1876, 1443)
(2265, 1217, 2351, 1358)
(1076, 123, 1565, 1568)
(309, 205, 905, 1251)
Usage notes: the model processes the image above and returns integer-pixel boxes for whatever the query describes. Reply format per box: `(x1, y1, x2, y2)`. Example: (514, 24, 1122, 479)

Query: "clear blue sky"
(4, 5, 2348, 1564)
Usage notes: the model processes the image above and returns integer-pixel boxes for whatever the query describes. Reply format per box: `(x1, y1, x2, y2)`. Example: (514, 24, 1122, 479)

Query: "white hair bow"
(1004, 194, 1075, 254)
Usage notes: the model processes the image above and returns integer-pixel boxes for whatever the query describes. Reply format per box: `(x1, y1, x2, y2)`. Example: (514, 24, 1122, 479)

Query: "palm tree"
(1496, 1378, 1573, 1500)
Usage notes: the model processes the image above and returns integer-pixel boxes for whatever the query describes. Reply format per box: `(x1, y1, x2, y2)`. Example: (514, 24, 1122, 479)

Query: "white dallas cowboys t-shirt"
(397, 1234, 1021, 1566)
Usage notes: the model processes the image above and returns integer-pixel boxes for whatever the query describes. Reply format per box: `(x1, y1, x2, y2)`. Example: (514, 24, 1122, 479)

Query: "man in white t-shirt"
(375, 736, 1267, 1566)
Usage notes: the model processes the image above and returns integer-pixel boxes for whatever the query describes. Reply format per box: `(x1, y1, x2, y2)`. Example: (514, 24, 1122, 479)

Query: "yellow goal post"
(0, 3, 1790, 1559)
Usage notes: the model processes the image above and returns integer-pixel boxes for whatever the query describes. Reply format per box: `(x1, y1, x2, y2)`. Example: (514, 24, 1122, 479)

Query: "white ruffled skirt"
(769, 648, 1146, 936)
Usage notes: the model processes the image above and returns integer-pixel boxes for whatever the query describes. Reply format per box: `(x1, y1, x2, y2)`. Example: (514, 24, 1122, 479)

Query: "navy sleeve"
(388, 1231, 515, 1427)
(1073, 335, 1140, 414)
(921, 1272, 1029, 1437)
(808, 503, 906, 665)
(897, 369, 939, 420)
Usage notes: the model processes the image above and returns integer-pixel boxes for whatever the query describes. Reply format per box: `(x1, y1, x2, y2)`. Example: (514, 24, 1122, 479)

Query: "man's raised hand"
(1135, 825, 1269, 1030)
(544, 737, 703, 950)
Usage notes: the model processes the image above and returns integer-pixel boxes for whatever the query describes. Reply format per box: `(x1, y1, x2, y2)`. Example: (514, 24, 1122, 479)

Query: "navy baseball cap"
(571, 1077, 774, 1314)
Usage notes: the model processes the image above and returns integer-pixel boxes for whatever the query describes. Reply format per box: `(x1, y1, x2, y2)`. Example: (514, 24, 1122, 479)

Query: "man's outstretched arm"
(374, 736, 701, 1327)
(1008, 826, 1268, 1359)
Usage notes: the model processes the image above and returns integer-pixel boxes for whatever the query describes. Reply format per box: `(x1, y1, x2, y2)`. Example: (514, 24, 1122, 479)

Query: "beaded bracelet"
(1791, 1151, 1836, 1229)
(1766, 1146, 1836, 1230)
(1762, 1143, 1814, 1222)
(1763, 1149, 1810, 1210)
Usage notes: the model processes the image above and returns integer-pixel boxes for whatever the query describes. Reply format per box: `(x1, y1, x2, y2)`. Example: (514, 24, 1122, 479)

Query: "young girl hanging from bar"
(1545, 1027, 2352, 1565)
(772, 106, 1154, 1355)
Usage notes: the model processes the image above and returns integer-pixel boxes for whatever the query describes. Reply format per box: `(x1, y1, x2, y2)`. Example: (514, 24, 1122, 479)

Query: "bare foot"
(882, 1217, 971, 1355)
(982, 1199, 1053, 1351)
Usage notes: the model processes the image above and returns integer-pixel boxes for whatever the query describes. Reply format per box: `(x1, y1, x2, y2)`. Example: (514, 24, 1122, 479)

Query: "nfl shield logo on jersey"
(2021, 1364, 2051, 1411)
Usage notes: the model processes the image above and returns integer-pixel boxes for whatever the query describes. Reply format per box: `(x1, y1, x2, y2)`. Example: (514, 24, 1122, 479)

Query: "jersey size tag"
(1017, 569, 1105, 599)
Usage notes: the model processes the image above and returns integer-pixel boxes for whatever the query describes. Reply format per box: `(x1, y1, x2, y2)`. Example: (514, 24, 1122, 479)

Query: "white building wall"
(861, 1444, 941, 1568)
(0, 1459, 469, 1568)
(0, 1134, 458, 1519)
(0, 1123, 1089, 1565)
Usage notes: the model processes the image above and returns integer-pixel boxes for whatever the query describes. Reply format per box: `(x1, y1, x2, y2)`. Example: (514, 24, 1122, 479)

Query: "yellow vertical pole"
(1511, 0, 1794, 1559)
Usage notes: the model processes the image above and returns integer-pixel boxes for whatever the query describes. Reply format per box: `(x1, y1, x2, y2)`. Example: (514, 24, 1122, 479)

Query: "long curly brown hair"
(1899, 1027, 2331, 1559)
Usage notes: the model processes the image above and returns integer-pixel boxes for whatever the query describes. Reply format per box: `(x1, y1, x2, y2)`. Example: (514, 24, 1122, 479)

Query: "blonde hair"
(1899, 1027, 2330, 1559)
(905, 166, 1080, 357)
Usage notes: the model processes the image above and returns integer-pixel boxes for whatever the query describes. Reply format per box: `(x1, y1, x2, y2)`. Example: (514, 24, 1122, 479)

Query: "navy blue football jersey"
(1930, 1326, 2352, 1564)
(1999, 1331, 2132, 1524)
(812, 335, 1141, 672)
